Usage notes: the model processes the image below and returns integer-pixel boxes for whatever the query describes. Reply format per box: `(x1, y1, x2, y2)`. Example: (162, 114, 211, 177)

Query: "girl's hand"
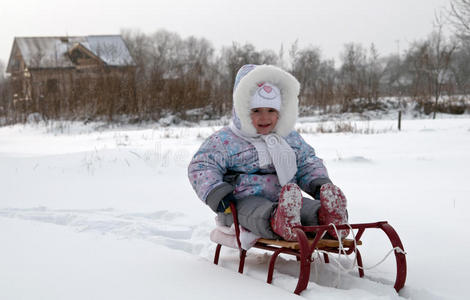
(217, 193, 236, 214)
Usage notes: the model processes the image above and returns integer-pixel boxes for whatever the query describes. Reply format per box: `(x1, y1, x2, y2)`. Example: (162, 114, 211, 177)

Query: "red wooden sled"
(213, 203, 407, 295)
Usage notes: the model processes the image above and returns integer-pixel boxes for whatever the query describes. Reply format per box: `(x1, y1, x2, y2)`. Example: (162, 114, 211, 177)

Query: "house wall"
(24, 66, 137, 118)
(9, 46, 32, 104)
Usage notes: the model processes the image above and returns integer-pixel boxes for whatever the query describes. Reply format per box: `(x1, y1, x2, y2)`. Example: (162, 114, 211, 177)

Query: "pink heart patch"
(263, 86, 272, 93)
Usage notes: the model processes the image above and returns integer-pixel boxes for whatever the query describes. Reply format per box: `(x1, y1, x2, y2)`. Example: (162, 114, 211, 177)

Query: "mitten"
(217, 193, 236, 214)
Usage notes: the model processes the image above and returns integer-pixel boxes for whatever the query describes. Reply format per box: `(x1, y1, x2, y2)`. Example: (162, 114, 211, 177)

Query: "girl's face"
(250, 107, 279, 135)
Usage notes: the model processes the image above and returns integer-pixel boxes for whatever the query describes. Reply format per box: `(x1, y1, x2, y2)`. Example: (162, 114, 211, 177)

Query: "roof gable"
(68, 43, 104, 66)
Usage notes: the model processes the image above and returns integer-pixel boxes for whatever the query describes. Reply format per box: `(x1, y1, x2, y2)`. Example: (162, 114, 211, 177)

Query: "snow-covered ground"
(1, 116, 469, 300)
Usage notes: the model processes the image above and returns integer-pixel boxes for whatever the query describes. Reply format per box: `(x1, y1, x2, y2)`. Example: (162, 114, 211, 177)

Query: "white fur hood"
(232, 65, 300, 137)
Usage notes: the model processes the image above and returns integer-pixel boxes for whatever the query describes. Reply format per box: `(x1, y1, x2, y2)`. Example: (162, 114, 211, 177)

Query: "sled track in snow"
(0, 207, 214, 255)
(0, 207, 442, 298)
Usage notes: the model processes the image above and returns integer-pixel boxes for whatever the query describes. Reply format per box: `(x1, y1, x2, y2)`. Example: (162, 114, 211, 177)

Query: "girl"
(188, 64, 348, 242)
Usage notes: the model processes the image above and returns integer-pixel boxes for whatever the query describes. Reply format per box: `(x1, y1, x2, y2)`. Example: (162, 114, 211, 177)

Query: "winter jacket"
(188, 126, 331, 212)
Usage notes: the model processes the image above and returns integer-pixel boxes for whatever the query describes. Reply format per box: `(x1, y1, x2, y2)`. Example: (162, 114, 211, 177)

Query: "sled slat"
(257, 238, 362, 250)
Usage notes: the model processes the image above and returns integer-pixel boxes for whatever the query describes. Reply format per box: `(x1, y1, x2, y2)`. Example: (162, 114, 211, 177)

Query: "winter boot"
(318, 183, 349, 240)
(271, 183, 303, 241)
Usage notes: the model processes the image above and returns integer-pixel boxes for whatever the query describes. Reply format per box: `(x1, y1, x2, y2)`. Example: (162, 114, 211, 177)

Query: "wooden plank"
(257, 238, 362, 250)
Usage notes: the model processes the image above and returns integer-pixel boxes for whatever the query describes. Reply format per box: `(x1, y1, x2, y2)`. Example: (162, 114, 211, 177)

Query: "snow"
(86, 35, 136, 66)
(13, 36, 134, 69)
(1, 116, 469, 299)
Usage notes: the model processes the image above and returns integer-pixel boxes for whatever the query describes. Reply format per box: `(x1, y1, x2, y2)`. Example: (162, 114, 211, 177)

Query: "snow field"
(1, 117, 469, 299)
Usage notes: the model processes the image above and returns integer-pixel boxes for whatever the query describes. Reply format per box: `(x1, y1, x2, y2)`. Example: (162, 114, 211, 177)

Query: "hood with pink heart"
(232, 64, 300, 137)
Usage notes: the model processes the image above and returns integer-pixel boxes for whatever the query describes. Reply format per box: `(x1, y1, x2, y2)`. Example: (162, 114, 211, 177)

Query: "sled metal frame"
(213, 203, 407, 295)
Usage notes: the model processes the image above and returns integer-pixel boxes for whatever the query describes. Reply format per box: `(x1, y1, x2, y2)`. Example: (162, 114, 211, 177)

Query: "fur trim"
(233, 65, 300, 137)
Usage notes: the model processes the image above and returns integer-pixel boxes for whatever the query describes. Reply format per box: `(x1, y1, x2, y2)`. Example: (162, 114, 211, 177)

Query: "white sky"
(0, 0, 451, 68)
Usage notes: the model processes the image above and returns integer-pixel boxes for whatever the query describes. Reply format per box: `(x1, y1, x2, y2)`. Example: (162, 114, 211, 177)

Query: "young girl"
(188, 64, 348, 243)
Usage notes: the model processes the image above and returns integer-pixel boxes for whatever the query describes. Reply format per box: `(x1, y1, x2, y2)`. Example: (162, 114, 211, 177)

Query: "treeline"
(119, 27, 470, 119)
(1, 1, 470, 124)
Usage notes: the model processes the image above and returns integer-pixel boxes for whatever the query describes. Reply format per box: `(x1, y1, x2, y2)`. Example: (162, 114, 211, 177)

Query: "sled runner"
(212, 202, 407, 295)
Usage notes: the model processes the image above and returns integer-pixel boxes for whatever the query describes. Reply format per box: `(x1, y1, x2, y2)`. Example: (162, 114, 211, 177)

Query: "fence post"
(398, 110, 402, 131)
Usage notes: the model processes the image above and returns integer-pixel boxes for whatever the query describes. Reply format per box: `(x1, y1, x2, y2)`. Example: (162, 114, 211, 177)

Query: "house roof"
(7, 35, 136, 71)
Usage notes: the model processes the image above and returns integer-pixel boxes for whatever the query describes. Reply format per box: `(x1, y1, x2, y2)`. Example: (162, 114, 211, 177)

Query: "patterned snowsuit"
(188, 126, 332, 238)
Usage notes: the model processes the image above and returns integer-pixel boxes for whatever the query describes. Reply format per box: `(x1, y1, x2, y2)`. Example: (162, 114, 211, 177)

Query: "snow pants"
(217, 196, 321, 239)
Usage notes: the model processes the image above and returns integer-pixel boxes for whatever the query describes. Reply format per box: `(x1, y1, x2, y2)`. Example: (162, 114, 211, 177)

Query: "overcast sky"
(0, 0, 452, 68)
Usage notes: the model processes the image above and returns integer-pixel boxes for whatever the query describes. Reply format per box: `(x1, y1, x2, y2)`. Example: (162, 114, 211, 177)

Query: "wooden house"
(6, 35, 136, 115)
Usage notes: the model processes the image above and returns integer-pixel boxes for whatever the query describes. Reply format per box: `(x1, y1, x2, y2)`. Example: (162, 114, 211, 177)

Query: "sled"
(213, 202, 407, 295)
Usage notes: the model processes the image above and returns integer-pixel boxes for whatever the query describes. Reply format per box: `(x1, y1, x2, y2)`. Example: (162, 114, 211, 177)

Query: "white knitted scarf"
(229, 122, 297, 186)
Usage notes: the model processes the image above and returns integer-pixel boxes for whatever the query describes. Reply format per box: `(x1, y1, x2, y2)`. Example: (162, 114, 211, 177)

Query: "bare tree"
(122, 29, 154, 119)
(290, 46, 337, 110)
(449, 46, 470, 94)
(221, 42, 277, 87)
(339, 43, 367, 111)
(405, 24, 457, 118)
(382, 54, 408, 97)
(428, 20, 458, 119)
(181, 36, 215, 111)
(365, 43, 384, 105)
(290, 47, 322, 105)
(122, 29, 224, 120)
(448, 0, 470, 44)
